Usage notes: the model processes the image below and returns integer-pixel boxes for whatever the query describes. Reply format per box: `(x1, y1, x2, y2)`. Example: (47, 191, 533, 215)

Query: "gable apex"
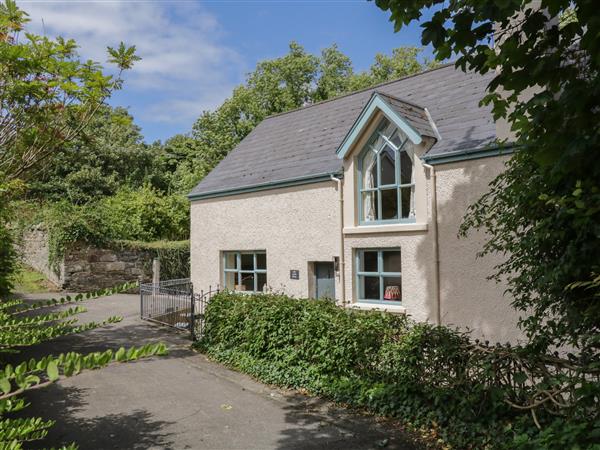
(336, 92, 438, 159)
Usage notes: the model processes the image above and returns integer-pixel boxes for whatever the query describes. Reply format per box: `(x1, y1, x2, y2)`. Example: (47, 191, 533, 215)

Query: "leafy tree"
(28, 107, 164, 204)
(373, 0, 599, 353)
(314, 44, 355, 101)
(0, 0, 139, 181)
(185, 42, 434, 192)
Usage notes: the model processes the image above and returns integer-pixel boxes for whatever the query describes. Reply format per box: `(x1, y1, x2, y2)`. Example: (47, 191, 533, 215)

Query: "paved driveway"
(14, 293, 424, 450)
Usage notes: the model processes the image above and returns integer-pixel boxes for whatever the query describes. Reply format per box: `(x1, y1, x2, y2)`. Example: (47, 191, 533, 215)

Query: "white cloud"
(18, 0, 245, 131)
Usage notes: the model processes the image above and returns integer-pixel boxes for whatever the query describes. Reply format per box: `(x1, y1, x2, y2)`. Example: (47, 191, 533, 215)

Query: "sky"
(19, 0, 433, 143)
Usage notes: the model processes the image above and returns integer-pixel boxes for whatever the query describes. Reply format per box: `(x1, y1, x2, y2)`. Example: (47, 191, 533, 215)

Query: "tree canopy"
(375, 0, 599, 354)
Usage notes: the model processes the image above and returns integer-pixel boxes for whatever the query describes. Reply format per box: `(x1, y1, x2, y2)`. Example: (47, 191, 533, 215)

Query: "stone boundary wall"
(20, 228, 155, 292)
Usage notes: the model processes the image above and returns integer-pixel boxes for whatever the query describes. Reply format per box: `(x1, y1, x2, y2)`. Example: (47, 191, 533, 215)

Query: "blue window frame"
(357, 118, 416, 225)
(223, 251, 267, 292)
(355, 248, 402, 303)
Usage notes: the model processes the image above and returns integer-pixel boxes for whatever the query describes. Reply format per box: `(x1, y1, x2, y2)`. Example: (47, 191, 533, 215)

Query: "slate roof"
(374, 92, 438, 140)
(190, 63, 496, 198)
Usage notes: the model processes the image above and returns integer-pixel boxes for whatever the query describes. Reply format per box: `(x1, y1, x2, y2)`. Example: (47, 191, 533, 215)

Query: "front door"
(315, 262, 335, 300)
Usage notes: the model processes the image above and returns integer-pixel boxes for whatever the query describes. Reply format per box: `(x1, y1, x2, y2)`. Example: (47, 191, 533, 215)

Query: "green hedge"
(197, 292, 599, 449)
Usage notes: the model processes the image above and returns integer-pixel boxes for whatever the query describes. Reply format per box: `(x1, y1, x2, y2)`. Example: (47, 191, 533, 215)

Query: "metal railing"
(140, 279, 219, 340)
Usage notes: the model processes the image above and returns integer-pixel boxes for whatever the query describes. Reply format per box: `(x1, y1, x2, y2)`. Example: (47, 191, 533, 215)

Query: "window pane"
(241, 253, 254, 270)
(400, 150, 413, 185)
(389, 129, 406, 149)
(240, 272, 255, 291)
(225, 271, 237, 290)
(381, 188, 398, 220)
(401, 187, 413, 219)
(256, 253, 266, 270)
(224, 253, 237, 269)
(257, 273, 267, 292)
(383, 276, 402, 301)
(361, 251, 378, 272)
(382, 250, 401, 273)
(379, 146, 396, 186)
(362, 191, 378, 222)
(359, 275, 380, 300)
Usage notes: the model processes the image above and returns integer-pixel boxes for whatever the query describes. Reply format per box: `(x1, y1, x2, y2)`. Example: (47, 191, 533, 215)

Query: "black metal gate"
(140, 279, 219, 340)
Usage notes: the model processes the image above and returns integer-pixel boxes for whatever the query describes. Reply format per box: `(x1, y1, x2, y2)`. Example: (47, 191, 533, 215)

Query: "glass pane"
(240, 272, 255, 291)
(256, 253, 266, 270)
(379, 146, 396, 186)
(225, 271, 237, 290)
(362, 191, 378, 222)
(383, 276, 402, 301)
(241, 253, 254, 270)
(382, 250, 401, 273)
(381, 188, 398, 220)
(400, 150, 413, 185)
(361, 251, 378, 272)
(257, 272, 267, 292)
(224, 253, 237, 269)
(359, 275, 380, 300)
(401, 187, 413, 219)
(389, 129, 406, 149)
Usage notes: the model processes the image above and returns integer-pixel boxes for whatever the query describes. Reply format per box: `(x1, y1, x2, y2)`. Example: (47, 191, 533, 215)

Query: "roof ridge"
(264, 62, 455, 120)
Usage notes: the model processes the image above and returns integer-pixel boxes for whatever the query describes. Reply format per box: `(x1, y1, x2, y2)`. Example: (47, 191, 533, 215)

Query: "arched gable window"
(358, 118, 415, 224)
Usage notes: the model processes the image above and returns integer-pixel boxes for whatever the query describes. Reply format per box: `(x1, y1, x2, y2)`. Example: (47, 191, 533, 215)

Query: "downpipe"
(330, 174, 346, 306)
(422, 163, 441, 326)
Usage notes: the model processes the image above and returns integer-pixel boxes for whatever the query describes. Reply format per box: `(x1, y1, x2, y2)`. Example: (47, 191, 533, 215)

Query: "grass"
(13, 266, 59, 294)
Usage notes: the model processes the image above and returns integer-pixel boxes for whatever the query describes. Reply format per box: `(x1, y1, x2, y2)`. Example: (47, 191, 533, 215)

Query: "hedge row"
(196, 292, 599, 449)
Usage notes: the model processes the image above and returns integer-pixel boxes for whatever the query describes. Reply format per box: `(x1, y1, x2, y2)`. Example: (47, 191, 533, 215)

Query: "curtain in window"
(362, 150, 376, 221)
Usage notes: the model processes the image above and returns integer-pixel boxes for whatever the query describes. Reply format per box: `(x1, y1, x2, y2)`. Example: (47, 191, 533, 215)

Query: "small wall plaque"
(290, 270, 300, 280)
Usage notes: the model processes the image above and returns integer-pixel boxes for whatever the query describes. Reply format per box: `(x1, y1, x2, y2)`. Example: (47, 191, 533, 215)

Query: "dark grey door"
(315, 262, 335, 300)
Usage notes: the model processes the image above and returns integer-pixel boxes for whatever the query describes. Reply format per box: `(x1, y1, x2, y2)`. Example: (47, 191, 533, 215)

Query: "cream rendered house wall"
(434, 157, 524, 343)
(339, 110, 524, 343)
(190, 182, 341, 300)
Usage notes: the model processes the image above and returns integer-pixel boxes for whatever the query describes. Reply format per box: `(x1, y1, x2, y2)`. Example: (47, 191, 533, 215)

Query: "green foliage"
(27, 107, 165, 204)
(97, 186, 188, 242)
(0, 220, 17, 298)
(198, 292, 600, 449)
(0, 0, 138, 181)
(26, 186, 189, 268)
(0, 284, 168, 448)
(180, 42, 435, 193)
(375, 0, 600, 357)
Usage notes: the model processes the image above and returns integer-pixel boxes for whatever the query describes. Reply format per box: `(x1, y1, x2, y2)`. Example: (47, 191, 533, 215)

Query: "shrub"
(0, 220, 18, 297)
(97, 185, 188, 242)
(197, 292, 600, 449)
(22, 186, 190, 267)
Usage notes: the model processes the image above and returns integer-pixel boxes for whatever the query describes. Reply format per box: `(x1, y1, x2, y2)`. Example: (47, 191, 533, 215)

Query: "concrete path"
(13, 293, 424, 450)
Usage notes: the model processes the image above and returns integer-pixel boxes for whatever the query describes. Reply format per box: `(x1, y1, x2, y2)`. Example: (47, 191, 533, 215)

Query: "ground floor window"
(223, 251, 267, 292)
(355, 248, 401, 303)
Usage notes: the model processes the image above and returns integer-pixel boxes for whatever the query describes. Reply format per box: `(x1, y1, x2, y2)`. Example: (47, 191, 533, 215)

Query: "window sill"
(349, 302, 406, 314)
(343, 223, 428, 235)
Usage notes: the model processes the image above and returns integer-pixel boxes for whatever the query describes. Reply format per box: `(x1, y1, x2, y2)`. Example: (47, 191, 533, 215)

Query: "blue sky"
(20, 1, 433, 143)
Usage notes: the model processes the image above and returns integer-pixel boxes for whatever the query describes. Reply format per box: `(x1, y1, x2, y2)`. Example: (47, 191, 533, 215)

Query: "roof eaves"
(188, 170, 343, 201)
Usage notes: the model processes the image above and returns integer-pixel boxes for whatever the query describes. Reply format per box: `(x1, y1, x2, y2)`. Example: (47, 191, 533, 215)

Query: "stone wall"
(62, 244, 151, 292)
(20, 229, 155, 292)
